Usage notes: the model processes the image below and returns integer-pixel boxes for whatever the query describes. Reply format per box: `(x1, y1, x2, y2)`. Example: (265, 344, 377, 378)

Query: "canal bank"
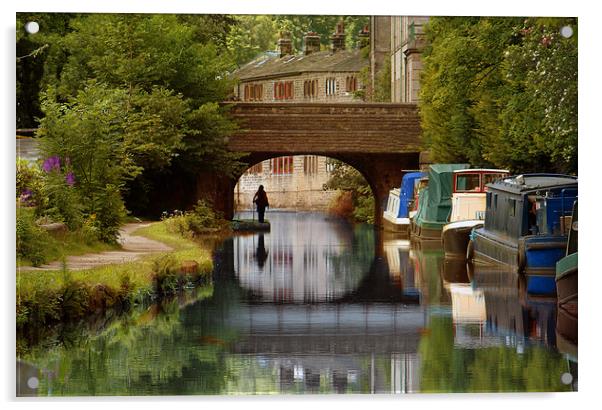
(17, 211, 574, 395)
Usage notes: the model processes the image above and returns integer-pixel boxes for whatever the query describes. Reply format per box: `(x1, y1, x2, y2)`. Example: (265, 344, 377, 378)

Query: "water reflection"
(18, 212, 574, 395)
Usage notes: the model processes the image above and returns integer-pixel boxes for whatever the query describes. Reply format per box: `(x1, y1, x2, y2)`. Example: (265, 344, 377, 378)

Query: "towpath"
(18, 223, 172, 271)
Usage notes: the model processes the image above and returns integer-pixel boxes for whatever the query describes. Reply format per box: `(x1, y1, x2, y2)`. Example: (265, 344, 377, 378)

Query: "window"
(271, 156, 294, 175)
(274, 81, 294, 100)
(303, 156, 319, 175)
(244, 83, 263, 101)
(345, 76, 358, 92)
(482, 173, 507, 191)
(509, 198, 516, 217)
(246, 163, 263, 174)
(325, 77, 337, 96)
(303, 79, 318, 98)
(455, 174, 481, 192)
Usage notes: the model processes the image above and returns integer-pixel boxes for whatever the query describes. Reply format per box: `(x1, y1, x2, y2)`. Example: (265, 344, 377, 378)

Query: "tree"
(419, 17, 577, 174)
(226, 15, 278, 67)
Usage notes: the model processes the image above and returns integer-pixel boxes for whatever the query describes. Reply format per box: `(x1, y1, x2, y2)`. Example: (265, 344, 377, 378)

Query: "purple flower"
(42, 156, 61, 173)
(65, 172, 76, 186)
(19, 189, 34, 206)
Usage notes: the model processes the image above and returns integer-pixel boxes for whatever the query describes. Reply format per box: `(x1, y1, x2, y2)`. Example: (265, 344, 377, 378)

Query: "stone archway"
(194, 102, 422, 228)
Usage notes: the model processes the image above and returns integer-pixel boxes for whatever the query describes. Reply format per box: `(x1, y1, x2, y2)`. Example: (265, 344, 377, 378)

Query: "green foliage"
(325, 160, 374, 223)
(17, 13, 75, 128)
(41, 165, 82, 230)
(420, 17, 577, 173)
(373, 57, 391, 102)
(272, 15, 369, 53)
(16, 207, 52, 266)
(39, 83, 130, 242)
(226, 15, 278, 67)
(16, 159, 45, 211)
(164, 200, 229, 238)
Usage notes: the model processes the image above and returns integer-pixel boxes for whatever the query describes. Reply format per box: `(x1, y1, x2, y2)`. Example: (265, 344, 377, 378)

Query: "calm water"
(18, 211, 577, 395)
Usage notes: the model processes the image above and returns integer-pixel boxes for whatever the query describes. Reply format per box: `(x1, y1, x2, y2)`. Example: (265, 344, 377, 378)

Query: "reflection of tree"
(326, 223, 374, 290)
(419, 315, 571, 392)
(22, 288, 247, 396)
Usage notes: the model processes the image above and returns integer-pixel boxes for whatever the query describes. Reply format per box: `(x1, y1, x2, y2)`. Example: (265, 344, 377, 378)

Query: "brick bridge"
(198, 102, 422, 227)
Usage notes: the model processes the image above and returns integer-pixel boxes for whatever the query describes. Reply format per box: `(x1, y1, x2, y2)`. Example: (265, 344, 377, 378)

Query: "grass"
(16, 225, 121, 268)
(17, 220, 215, 336)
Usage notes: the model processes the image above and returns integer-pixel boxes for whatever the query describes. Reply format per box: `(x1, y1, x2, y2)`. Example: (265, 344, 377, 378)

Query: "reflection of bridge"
(196, 103, 422, 227)
(227, 303, 426, 355)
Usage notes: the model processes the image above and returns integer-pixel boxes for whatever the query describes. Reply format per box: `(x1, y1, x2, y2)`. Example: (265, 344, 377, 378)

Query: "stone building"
(233, 22, 368, 211)
(370, 16, 428, 103)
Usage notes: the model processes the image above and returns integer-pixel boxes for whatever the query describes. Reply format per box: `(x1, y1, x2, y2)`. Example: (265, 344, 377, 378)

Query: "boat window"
(509, 198, 516, 217)
(494, 194, 498, 209)
(486, 192, 491, 208)
(483, 173, 507, 188)
(456, 174, 481, 192)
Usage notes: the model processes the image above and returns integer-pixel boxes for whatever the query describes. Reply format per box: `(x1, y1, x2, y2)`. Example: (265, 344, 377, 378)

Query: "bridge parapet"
(225, 102, 422, 154)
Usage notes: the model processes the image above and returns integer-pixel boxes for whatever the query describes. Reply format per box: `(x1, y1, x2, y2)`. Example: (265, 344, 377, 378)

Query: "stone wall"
(236, 71, 362, 104)
(235, 155, 337, 211)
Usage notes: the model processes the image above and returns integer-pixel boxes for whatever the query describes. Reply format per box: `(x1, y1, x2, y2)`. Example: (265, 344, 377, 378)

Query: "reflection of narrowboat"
(556, 200, 577, 350)
(383, 171, 425, 234)
(469, 174, 578, 295)
(410, 164, 470, 241)
(442, 169, 509, 258)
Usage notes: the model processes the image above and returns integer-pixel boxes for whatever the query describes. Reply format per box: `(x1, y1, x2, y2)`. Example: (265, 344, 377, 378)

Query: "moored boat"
(383, 171, 425, 235)
(556, 200, 577, 349)
(409, 164, 470, 241)
(469, 174, 578, 295)
(442, 169, 509, 258)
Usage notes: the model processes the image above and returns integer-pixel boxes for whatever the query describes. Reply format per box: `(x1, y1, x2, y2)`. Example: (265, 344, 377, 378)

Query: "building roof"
(233, 49, 366, 81)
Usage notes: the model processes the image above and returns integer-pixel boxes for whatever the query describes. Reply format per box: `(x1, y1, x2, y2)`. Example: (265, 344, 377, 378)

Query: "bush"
(163, 200, 228, 237)
(16, 159, 46, 211)
(328, 191, 354, 220)
(16, 207, 52, 266)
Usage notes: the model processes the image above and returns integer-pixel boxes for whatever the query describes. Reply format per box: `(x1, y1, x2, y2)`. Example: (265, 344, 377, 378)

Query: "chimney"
(330, 20, 346, 52)
(303, 31, 321, 55)
(277, 31, 292, 57)
(357, 24, 370, 48)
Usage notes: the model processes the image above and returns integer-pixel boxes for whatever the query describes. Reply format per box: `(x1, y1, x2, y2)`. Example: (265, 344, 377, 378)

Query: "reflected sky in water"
(19, 211, 575, 395)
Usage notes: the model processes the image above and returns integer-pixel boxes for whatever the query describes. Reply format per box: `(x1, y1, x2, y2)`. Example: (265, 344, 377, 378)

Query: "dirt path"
(19, 223, 172, 271)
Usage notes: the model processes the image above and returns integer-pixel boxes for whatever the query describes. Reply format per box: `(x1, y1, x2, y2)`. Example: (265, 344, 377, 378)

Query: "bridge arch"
(196, 102, 422, 227)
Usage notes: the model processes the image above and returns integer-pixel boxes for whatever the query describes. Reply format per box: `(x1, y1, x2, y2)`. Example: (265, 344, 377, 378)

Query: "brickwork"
(235, 156, 337, 211)
(226, 102, 422, 154)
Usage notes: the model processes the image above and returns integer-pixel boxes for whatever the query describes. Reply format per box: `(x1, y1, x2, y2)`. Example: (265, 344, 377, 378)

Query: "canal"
(18, 211, 576, 395)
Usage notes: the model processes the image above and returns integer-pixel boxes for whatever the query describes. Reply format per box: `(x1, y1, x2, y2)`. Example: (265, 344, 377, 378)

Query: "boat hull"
(472, 228, 568, 295)
(382, 214, 410, 235)
(409, 219, 444, 242)
(442, 220, 483, 258)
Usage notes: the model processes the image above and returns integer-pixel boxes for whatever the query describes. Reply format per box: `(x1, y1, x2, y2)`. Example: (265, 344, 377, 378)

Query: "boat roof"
(488, 173, 578, 194)
(430, 163, 470, 175)
(402, 171, 425, 180)
(453, 168, 510, 174)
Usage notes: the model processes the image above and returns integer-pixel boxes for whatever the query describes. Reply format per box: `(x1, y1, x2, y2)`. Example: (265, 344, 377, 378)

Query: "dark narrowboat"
(410, 164, 470, 241)
(469, 174, 578, 295)
(556, 200, 577, 351)
(383, 171, 425, 235)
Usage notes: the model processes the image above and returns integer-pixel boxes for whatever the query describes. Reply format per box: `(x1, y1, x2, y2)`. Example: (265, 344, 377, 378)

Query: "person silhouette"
(256, 233, 268, 269)
(253, 185, 270, 223)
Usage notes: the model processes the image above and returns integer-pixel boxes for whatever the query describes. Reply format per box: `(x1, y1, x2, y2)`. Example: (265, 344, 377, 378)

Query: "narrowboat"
(409, 164, 470, 241)
(556, 200, 577, 349)
(469, 174, 578, 295)
(383, 171, 425, 234)
(442, 169, 509, 258)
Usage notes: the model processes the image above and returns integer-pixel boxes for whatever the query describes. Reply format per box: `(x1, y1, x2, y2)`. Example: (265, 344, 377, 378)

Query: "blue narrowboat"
(383, 171, 425, 234)
(469, 174, 578, 295)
